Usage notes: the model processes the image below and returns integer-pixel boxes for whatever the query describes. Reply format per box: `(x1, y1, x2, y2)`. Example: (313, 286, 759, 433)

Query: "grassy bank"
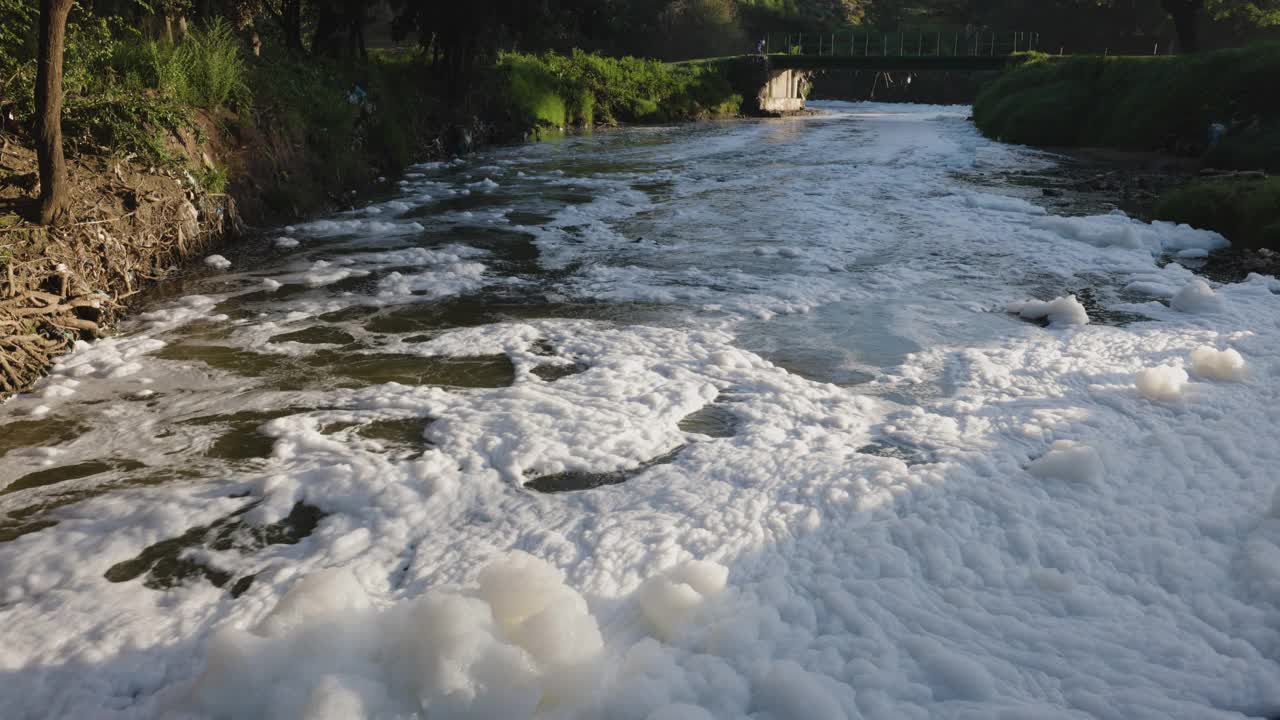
(973, 45, 1280, 172)
(974, 45, 1280, 249)
(1154, 177, 1280, 249)
(489, 50, 742, 133)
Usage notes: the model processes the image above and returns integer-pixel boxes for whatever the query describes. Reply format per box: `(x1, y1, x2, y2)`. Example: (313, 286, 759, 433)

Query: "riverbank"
(0, 22, 753, 398)
(0, 49, 461, 396)
(972, 44, 1280, 250)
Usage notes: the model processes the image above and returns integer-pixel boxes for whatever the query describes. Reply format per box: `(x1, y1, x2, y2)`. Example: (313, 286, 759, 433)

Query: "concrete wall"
(759, 68, 809, 115)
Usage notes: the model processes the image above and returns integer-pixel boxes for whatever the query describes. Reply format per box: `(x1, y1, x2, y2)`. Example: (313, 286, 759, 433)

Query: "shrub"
(122, 18, 250, 109)
(0, 0, 35, 94)
(504, 55, 568, 128)
(495, 50, 741, 130)
(1154, 177, 1280, 248)
(199, 164, 228, 194)
(175, 18, 249, 108)
(1205, 121, 1280, 172)
(974, 43, 1280, 171)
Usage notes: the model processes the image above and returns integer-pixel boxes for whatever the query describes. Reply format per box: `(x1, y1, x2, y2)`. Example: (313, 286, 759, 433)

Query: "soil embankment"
(0, 103, 482, 399)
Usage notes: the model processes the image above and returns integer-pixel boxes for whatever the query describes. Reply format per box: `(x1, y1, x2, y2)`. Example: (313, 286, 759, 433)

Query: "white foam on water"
(1135, 364, 1190, 401)
(2, 101, 1279, 720)
(1007, 295, 1090, 327)
(1189, 346, 1247, 382)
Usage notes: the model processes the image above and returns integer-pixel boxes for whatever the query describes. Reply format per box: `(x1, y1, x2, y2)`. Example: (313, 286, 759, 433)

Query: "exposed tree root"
(1, 179, 238, 399)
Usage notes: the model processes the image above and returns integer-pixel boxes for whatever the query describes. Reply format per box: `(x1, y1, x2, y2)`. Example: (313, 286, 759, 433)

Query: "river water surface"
(3, 102, 1280, 719)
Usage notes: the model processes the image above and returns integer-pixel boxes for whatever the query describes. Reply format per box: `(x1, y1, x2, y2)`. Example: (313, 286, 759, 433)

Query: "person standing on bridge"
(757, 37, 766, 55)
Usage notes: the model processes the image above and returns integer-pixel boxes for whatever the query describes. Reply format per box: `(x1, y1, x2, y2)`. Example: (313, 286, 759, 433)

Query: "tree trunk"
(35, 0, 74, 226)
(279, 0, 303, 52)
(344, 0, 367, 60)
(1162, 0, 1202, 52)
(311, 11, 338, 56)
(176, 15, 188, 42)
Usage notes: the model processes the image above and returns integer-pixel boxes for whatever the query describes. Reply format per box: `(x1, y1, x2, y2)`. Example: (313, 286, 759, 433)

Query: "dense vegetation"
(973, 43, 1280, 171)
(0, 4, 448, 210)
(2, 0, 1278, 227)
(973, 43, 1280, 248)
(1155, 177, 1280, 247)
(493, 51, 741, 131)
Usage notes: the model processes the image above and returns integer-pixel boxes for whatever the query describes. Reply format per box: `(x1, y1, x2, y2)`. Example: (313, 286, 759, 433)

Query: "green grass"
(246, 47, 438, 174)
(974, 44, 1280, 170)
(124, 18, 251, 109)
(1155, 177, 1280, 248)
(198, 164, 228, 194)
(504, 55, 569, 127)
(1, 11, 249, 163)
(492, 50, 742, 130)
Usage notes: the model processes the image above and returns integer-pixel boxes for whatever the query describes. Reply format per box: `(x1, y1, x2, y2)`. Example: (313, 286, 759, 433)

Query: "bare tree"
(35, 0, 74, 226)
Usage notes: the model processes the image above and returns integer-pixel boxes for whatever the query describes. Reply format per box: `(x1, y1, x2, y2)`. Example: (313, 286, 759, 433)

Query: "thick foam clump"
(1136, 365, 1190, 401)
(1170, 279, 1224, 313)
(188, 552, 604, 719)
(1032, 213, 1227, 255)
(1190, 346, 1247, 382)
(1026, 440, 1104, 484)
(637, 560, 729, 640)
(1007, 295, 1089, 327)
(204, 254, 232, 269)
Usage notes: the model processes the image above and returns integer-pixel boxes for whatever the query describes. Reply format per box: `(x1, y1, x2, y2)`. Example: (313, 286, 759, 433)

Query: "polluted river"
(3, 102, 1280, 720)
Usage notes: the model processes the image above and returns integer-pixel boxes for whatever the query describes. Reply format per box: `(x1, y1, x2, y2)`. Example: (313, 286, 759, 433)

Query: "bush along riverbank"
(486, 50, 744, 136)
(0, 14, 752, 397)
(972, 44, 1280, 250)
(1156, 176, 1280, 249)
(0, 13, 474, 397)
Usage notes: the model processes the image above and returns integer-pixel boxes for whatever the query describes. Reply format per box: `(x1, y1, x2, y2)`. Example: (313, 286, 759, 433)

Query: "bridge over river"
(710, 29, 1041, 113)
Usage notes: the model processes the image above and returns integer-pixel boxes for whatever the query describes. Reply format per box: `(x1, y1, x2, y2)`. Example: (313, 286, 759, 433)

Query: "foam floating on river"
(1006, 294, 1090, 326)
(5, 102, 1280, 720)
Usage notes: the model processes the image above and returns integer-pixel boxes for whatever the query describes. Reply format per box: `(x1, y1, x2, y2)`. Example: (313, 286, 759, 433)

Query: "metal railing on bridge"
(764, 30, 1040, 58)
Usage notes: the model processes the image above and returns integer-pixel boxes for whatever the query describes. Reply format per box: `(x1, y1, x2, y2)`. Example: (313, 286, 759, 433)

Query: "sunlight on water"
(1, 102, 1267, 720)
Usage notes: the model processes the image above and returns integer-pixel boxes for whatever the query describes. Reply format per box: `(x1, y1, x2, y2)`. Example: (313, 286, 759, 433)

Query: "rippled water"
(3, 102, 1274, 720)
(0, 104, 1084, 514)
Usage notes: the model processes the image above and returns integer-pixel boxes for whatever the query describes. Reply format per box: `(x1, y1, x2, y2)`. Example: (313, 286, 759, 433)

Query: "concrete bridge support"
(758, 68, 811, 115)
